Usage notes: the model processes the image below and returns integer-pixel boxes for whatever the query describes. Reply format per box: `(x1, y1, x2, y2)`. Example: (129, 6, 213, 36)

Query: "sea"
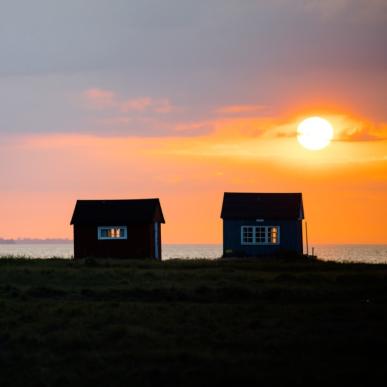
(0, 243, 386, 263)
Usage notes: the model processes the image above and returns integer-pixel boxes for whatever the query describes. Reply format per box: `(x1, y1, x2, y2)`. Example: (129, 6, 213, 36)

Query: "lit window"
(98, 226, 127, 240)
(241, 226, 280, 245)
(268, 227, 278, 243)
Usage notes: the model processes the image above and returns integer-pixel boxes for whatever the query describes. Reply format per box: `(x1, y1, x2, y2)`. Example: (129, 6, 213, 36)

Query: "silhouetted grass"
(0, 257, 386, 386)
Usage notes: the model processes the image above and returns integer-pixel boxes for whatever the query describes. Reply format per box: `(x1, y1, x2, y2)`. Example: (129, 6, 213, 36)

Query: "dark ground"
(0, 257, 386, 387)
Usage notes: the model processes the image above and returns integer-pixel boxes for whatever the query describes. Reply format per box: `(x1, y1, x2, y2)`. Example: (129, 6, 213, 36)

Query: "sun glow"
(297, 117, 334, 150)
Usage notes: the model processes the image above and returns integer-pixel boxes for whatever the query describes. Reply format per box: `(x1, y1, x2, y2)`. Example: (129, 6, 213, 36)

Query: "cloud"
(1, 1, 387, 140)
(336, 124, 387, 142)
(173, 121, 214, 135)
(83, 88, 174, 114)
(83, 88, 115, 109)
(120, 97, 173, 114)
(90, 116, 212, 137)
(120, 97, 152, 112)
(80, 88, 186, 135)
(261, 114, 387, 143)
(215, 104, 267, 115)
(81, 88, 211, 137)
(208, 114, 387, 145)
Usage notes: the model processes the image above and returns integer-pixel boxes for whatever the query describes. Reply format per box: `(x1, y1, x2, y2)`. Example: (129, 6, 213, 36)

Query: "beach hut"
(70, 199, 165, 259)
(220, 192, 304, 257)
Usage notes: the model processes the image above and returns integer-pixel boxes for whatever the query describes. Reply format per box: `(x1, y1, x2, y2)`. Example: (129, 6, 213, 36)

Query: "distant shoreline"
(0, 239, 72, 245)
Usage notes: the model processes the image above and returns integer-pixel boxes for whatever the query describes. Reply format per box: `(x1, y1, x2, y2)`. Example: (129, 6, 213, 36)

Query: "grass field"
(0, 257, 386, 386)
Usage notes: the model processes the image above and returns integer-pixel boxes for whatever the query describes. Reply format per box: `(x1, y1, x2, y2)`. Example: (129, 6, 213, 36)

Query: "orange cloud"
(173, 121, 214, 134)
(256, 113, 387, 144)
(335, 122, 387, 142)
(83, 88, 115, 109)
(120, 97, 152, 112)
(83, 88, 174, 115)
(120, 97, 173, 113)
(216, 104, 267, 115)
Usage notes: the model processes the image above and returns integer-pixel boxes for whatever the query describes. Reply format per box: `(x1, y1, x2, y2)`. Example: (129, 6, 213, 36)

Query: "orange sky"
(0, 110, 386, 244)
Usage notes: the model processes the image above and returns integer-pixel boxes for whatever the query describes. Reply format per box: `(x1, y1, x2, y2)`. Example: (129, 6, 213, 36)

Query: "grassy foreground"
(0, 257, 386, 387)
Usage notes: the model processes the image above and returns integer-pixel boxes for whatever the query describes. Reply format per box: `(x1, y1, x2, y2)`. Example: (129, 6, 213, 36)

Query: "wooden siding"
(73, 223, 162, 259)
(223, 219, 303, 257)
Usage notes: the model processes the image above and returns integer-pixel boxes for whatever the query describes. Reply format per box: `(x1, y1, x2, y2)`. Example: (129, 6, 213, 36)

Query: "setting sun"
(297, 117, 334, 150)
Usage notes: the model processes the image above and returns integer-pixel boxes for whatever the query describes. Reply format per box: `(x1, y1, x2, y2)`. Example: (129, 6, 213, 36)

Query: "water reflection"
(0, 243, 385, 263)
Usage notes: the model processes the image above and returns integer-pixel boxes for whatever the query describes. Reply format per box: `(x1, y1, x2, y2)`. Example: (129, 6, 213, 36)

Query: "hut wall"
(73, 223, 155, 259)
(223, 219, 303, 257)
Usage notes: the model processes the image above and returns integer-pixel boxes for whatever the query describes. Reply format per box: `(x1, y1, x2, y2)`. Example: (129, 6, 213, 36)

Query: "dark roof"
(70, 199, 165, 225)
(221, 192, 304, 220)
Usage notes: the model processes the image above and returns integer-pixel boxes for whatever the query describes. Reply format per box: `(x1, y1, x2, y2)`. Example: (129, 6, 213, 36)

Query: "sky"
(0, 0, 386, 244)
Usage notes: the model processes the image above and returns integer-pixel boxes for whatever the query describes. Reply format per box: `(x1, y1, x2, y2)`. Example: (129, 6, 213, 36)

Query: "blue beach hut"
(220, 192, 304, 257)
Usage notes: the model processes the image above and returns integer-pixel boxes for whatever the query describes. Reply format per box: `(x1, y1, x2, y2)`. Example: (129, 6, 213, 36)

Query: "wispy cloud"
(120, 97, 152, 112)
(270, 115, 387, 143)
(83, 88, 174, 114)
(83, 88, 115, 109)
(336, 124, 387, 142)
(120, 97, 173, 114)
(337, 128, 387, 142)
(55, 89, 387, 142)
(215, 104, 267, 115)
(173, 121, 214, 135)
(80, 88, 182, 136)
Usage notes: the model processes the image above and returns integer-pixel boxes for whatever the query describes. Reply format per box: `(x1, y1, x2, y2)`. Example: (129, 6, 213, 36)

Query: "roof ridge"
(76, 198, 160, 202)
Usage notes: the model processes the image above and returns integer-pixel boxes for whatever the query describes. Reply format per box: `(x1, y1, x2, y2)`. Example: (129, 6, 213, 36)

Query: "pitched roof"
(220, 192, 304, 220)
(70, 199, 165, 225)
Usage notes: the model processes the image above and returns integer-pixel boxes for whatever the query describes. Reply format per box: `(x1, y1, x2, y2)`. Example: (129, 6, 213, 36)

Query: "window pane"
(241, 226, 279, 245)
(99, 227, 127, 239)
(268, 227, 278, 243)
(242, 227, 254, 243)
(256, 227, 266, 243)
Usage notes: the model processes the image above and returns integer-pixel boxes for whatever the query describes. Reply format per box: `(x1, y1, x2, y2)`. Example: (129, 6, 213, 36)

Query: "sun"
(297, 116, 334, 150)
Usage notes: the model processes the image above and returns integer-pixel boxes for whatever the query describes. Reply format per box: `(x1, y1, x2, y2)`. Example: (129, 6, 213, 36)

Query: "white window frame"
(97, 226, 128, 240)
(241, 226, 280, 245)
